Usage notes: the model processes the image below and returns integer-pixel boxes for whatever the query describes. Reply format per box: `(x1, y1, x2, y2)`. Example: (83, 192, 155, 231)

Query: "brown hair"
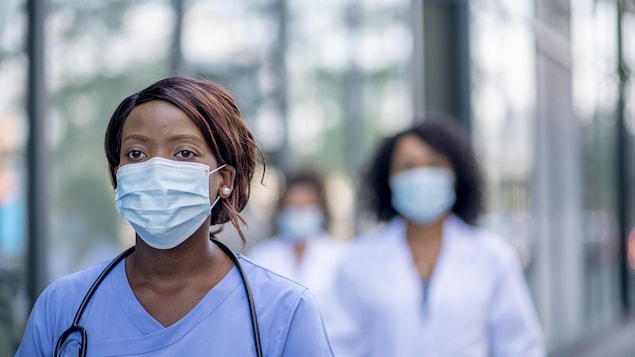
(104, 76, 263, 243)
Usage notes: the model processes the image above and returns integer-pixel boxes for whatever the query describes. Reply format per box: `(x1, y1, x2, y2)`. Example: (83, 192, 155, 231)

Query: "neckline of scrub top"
(111, 256, 246, 336)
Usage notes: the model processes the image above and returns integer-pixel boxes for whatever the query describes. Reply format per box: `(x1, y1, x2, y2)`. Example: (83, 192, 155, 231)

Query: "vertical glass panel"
(571, 0, 621, 331)
(469, 0, 536, 279)
(623, 7, 635, 307)
(472, 0, 625, 349)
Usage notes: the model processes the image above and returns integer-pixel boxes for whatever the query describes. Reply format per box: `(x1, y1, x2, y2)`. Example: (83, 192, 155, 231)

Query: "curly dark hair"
(104, 76, 263, 243)
(363, 117, 483, 225)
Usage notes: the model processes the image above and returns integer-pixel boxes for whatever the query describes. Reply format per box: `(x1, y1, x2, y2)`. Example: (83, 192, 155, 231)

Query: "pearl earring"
(222, 187, 231, 195)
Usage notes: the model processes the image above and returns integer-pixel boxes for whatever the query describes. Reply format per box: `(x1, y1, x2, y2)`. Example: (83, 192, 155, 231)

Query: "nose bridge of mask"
(117, 157, 207, 184)
(117, 159, 225, 184)
(116, 158, 226, 207)
(116, 161, 207, 209)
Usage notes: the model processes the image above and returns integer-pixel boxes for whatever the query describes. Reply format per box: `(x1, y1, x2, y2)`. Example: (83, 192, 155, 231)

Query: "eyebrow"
(166, 134, 205, 143)
(122, 134, 148, 143)
(121, 134, 204, 144)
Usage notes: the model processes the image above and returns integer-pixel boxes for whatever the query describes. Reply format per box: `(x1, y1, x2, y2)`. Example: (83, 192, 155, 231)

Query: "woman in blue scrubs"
(331, 118, 545, 356)
(16, 77, 334, 356)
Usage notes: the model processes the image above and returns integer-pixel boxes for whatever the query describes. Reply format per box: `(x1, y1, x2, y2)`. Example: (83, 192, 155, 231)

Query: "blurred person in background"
(248, 169, 349, 341)
(16, 76, 333, 356)
(0, 131, 26, 356)
(331, 118, 545, 356)
(0, 155, 26, 259)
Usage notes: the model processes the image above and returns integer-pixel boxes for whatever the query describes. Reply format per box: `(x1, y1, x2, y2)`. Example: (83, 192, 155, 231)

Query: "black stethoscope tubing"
(55, 239, 263, 357)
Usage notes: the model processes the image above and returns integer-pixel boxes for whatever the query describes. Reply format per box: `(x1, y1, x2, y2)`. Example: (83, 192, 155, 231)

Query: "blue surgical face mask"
(389, 167, 456, 225)
(276, 207, 325, 242)
(115, 157, 226, 250)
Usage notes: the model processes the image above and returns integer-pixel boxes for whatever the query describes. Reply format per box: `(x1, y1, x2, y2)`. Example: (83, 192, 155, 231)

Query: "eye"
(394, 160, 416, 172)
(126, 150, 146, 160)
(175, 150, 197, 159)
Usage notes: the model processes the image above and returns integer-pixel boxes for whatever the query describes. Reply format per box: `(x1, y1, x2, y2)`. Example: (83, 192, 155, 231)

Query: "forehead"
(390, 133, 452, 170)
(283, 184, 320, 205)
(122, 100, 203, 138)
(392, 134, 436, 160)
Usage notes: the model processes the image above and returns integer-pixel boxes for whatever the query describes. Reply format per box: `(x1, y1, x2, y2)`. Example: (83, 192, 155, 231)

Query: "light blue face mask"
(276, 207, 325, 242)
(115, 157, 226, 250)
(389, 167, 456, 225)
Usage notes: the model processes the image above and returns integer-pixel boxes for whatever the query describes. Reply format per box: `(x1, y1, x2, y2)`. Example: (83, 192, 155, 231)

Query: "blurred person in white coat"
(331, 118, 545, 357)
(248, 169, 348, 340)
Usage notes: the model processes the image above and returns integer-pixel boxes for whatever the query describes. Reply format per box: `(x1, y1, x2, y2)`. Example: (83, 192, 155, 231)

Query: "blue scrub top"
(16, 255, 334, 356)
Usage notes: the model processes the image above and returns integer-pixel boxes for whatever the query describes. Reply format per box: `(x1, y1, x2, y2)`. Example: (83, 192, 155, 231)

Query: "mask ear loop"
(209, 195, 221, 214)
(209, 163, 227, 175)
(207, 163, 227, 214)
(208, 163, 227, 214)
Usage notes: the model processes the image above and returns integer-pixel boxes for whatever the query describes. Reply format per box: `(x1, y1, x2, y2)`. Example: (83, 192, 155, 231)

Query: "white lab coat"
(331, 215, 545, 357)
(248, 233, 349, 342)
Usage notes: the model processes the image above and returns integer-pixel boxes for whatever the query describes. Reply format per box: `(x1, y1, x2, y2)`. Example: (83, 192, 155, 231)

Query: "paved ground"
(550, 317, 635, 357)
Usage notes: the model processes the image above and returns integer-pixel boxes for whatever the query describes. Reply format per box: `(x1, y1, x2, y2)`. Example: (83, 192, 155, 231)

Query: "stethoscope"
(55, 239, 263, 357)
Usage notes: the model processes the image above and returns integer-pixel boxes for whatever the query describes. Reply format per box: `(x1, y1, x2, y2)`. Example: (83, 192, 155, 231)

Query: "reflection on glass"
(470, 0, 536, 270)
(572, 0, 621, 330)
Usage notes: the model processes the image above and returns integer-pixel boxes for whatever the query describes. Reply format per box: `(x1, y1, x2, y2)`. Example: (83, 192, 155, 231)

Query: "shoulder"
(448, 216, 520, 268)
(238, 256, 325, 320)
(347, 219, 404, 258)
(245, 238, 294, 273)
(248, 236, 285, 251)
(37, 260, 112, 311)
(239, 255, 311, 301)
(238, 257, 333, 355)
(336, 219, 405, 280)
(310, 234, 349, 256)
(16, 259, 115, 356)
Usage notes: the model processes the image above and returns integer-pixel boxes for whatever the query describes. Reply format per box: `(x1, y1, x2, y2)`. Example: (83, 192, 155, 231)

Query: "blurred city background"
(1, 0, 634, 355)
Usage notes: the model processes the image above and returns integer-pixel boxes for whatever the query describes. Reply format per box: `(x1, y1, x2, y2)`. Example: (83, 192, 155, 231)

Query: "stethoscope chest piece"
(55, 325, 87, 356)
